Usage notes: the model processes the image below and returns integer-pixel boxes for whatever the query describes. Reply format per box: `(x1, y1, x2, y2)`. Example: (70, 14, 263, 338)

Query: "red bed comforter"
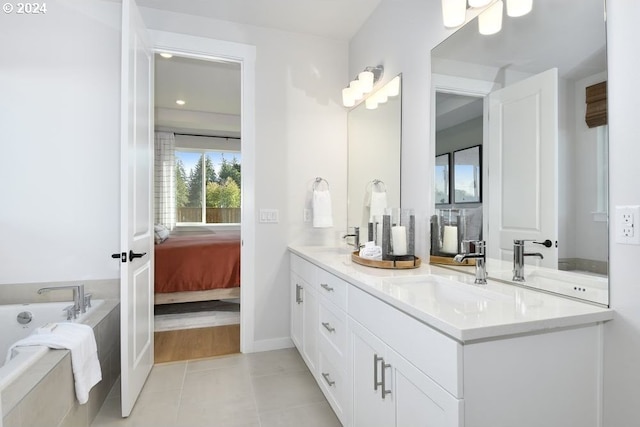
(154, 233, 241, 294)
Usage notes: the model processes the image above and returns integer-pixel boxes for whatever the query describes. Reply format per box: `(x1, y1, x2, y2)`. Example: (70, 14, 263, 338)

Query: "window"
(175, 150, 241, 224)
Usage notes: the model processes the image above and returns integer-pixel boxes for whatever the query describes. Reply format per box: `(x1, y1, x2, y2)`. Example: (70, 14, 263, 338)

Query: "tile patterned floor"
(90, 348, 342, 427)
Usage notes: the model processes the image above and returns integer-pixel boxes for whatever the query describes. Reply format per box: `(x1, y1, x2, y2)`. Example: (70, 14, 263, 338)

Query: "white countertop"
(289, 245, 613, 343)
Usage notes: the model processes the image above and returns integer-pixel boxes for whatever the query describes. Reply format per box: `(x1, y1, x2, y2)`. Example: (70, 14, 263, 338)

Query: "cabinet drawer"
(318, 351, 347, 424)
(290, 254, 316, 286)
(318, 300, 347, 358)
(316, 268, 348, 310)
(349, 285, 463, 398)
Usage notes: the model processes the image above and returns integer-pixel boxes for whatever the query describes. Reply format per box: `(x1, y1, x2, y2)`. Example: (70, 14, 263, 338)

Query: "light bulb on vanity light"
(478, 0, 504, 35)
(365, 96, 378, 110)
(506, 0, 532, 17)
(342, 87, 356, 107)
(468, 0, 492, 7)
(358, 71, 374, 94)
(349, 79, 365, 99)
(441, 0, 466, 28)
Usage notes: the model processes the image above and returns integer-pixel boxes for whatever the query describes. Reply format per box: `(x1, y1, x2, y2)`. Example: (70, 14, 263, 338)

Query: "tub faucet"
(512, 240, 544, 282)
(343, 226, 361, 250)
(454, 240, 487, 285)
(37, 284, 86, 315)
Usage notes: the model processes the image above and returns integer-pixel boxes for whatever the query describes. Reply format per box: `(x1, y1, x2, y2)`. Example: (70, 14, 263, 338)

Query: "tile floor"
(90, 348, 342, 427)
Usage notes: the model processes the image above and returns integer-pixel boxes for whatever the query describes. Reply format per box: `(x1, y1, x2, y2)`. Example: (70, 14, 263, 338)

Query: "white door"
(119, 0, 154, 417)
(487, 68, 558, 268)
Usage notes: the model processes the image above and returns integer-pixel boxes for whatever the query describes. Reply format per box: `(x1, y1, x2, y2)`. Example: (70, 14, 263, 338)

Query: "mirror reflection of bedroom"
(152, 53, 242, 362)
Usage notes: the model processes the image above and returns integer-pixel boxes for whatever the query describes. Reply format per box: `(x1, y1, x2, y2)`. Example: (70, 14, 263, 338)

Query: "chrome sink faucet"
(512, 240, 544, 282)
(37, 284, 86, 316)
(343, 226, 361, 250)
(454, 240, 487, 285)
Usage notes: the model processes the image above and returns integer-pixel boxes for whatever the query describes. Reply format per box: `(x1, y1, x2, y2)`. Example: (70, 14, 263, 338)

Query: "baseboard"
(249, 336, 294, 353)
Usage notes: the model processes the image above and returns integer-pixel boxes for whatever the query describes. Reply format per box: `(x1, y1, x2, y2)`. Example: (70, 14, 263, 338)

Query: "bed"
(154, 232, 241, 305)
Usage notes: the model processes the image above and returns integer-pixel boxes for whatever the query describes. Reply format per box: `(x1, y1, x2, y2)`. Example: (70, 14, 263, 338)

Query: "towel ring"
(369, 179, 386, 192)
(313, 177, 330, 191)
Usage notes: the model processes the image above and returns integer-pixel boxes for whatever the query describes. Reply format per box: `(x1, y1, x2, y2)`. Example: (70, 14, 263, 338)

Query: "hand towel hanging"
(312, 178, 333, 228)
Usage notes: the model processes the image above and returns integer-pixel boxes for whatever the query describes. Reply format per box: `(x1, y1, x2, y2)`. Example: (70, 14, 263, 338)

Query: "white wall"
(604, 1, 640, 425)
(351, 0, 640, 425)
(0, 0, 122, 285)
(139, 8, 348, 348)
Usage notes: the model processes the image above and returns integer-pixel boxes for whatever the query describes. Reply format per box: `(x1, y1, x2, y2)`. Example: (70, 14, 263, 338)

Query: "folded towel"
(369, 191, 388, 222)
(313, 189, 333, 228)
(359, 244, 383, 260)
(7, 323, 102, 404)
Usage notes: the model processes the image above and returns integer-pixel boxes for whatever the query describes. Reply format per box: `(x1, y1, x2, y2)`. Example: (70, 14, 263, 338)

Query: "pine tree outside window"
(175, 150, 241, 224)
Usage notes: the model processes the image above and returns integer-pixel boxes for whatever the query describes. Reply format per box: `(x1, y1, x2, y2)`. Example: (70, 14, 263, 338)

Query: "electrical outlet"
(616, 205, 640, 244)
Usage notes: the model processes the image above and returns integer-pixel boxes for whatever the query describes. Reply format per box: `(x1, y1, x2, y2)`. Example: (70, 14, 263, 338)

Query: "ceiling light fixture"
(175, 99, 186, 106)
(342, 65, 384, 108)
(159, 52, 173, 59)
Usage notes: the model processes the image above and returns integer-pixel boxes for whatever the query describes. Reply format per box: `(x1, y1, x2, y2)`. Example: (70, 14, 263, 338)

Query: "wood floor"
(154, 324, 240, 363)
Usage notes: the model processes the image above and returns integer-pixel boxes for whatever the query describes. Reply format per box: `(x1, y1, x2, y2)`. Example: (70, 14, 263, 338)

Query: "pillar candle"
(392, 226, 407, 255)
(442, 225, 458, 254)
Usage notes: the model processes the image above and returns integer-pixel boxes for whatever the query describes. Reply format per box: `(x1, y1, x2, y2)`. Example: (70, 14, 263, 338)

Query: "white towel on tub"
(6, 323, 102, 404)
(313, 189, 334, 228)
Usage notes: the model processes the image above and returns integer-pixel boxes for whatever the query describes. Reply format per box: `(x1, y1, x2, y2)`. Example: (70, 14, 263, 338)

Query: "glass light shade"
(478, 0, 503, 35)
(506, 0, 532, 17)
(365, 97, 378, 110)
(342, 87, 356, 107)
(441, 0, 466, 28)
(468, 0, 492, 7)
(349, 79, 365, 99)
(375, 89, 389, 104)
(387, 76, 401, 97)
(358, 71, 374, 93)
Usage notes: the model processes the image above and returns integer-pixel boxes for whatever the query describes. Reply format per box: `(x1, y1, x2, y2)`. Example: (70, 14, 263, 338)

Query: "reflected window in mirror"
(435, 154, 450, 205)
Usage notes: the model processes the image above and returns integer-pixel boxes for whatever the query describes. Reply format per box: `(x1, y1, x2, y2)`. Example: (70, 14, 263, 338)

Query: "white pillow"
(154, 224, 170, 244)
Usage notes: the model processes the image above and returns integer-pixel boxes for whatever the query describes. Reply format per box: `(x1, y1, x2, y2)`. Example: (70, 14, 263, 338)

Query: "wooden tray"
(429, 255, 476, 266)
(351, 251, 422, 269)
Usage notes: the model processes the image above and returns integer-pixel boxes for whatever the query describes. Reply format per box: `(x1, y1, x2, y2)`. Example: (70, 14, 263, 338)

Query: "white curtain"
(154, 131, 176, 229)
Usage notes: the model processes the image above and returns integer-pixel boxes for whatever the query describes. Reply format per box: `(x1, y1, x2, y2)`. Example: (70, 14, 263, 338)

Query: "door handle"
(533, 239, 553, 248)
(128, 250, 147, 262)
(111, 252, 126, 262)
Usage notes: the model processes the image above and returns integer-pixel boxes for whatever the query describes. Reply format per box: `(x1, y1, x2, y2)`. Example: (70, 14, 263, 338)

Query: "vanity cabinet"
(289, 251, 606, 427)
(290, 256, 319, 373)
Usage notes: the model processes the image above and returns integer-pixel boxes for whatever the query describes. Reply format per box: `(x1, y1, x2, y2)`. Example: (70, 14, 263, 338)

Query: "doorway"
(147, 30, 257, 356)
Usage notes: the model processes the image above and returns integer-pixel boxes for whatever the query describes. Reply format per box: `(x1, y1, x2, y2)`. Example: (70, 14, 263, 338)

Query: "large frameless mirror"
(431, 0, 609, 306)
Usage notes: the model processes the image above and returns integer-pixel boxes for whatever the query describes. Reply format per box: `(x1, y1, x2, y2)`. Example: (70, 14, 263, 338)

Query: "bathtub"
(0, 300, 104, 391)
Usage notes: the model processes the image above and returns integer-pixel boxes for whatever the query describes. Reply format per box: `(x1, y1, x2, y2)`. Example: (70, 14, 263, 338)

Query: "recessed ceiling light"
(176, 100, 186, 106)
(160, 53, 173, 59)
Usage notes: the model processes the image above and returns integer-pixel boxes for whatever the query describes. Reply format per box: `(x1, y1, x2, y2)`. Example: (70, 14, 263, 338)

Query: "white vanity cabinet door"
(349, 319, 461, 427)
(290, 271, 319, 373)
(350, 320, 395, 427)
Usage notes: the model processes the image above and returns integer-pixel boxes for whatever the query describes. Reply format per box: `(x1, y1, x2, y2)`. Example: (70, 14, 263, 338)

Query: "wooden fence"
(177, 207, 241, 223)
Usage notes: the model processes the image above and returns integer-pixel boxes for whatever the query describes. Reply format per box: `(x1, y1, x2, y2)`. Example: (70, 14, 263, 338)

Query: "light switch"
(259, 209, 279, 223)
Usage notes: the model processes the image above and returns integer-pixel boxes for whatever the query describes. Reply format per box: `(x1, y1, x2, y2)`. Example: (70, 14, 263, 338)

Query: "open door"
(119, 0, 154, 417)
(486, 68, 558, 268)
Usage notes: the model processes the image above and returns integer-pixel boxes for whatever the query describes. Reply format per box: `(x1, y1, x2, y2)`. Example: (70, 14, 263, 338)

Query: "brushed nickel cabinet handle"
(374, 354, 383, 391)
(322, 322, 336, 333)
(321, 283, 334, 292)
(381, 359, 392, 399)
(322, 372, 336, 387)
(295, 284, 303, 304)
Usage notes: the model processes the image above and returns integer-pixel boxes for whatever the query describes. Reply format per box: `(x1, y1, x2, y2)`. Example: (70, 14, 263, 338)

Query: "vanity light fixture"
(478, 0, 504, 35)
(364, 75, 401, 110)
(342, 65, 384, 108)
(441, 0, 532, 34)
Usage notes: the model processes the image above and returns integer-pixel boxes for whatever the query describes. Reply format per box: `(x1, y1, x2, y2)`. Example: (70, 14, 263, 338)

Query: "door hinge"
(111, 252, 127, 262)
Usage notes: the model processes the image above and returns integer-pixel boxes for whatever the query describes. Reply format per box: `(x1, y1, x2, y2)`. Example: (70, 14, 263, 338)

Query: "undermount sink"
(381, 275, 511, 315)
